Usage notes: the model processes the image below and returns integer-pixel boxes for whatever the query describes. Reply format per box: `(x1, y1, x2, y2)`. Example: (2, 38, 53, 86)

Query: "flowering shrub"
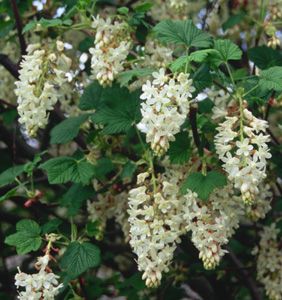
(1, 0, 282, 299)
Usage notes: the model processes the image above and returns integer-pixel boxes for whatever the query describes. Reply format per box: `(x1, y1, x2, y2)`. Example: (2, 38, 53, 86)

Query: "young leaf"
(91, 85, 142, 134)
(38, 157, 96, 186)
(50, 114, 91, 144)
(134, 2, 154, 12)
(169, 132, 190, 164)
(170, 56, 187, 72)
(41, 219, 63, 235)
(259, 67, 282, 92)
(0, 165, 25, 188)
(95, 158, 115, 176)
(61, 241, 101, 279)
(61, 183, 95, 216)
(213, 39, 242, 65)
(78, 81, 104, 111)
(154, 19, 213, 48)
(86, 221, 100, 237)
(117, 7, 129, 14)
(181, 171, 227, 201)
(190, 49, 217, 62)
(222, 13, 247, 32)
(191, 63, 212, 96)
(120, 161, 137, 179)
(5, 219, 42, 255)
(248, 46, 282, 70)
(119, 68, 155, 87)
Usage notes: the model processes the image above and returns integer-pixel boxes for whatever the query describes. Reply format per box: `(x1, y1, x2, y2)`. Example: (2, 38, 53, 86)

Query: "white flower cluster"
(205, 86, 229, 120)
(214, 107, 271, 205)
(252, 222, 282, 300)
(15, 41, 72, 136)
(183, 184, 244, 269)
(128, 164, 189, 287)
(127, 40, 173, 92)
(87, 189, 130, 241)
(245, 182, 273, 221)
(169, 0, 188, 10)
(15, 254, 63, 300)
(139, 69, 195, 156)
(90, 15, 131, 87)
(144, 39, 173, 69)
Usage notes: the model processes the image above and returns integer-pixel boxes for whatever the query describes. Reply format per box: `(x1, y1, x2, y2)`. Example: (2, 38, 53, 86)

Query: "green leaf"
(5, 219, 42, 255)
(259, 67, 282, 91)
(129, 12, 146, 26)
(118, 7, 129, 14)
(86, 221, 100, 237)
(78, 81, 104, 111)
(120, 272, 146, 290)
(190, 49, 217, 62)
(248, 46, 282, 70)
(0, 165, 25, 188)
(2, 109, 18, 125)
(78, 36, 95, 52)
(213, 39, 242, 65)
(91, 85, 142, 134)
(50, 114, 91, 144)
(61, 183, 95, 216)
(24, 150, 48, 174)
(41, 219, 63, 235)
(169, 132, 190, 164)
(191, 63, 212, 96)
(61, 241, 101, 279)
(153, 19, 213, 48)
(170, 56, 187, 72)
(181, 171, 227, 201)
(0, 20, 14, 38)
(198, 98, 214, 114)
(0, 182, 28, 203)
(95, 158, 114, 176)
(232, 68, 248, 80)
(38, 157, 96, 186)
(22, 17, 65, 33)
(120, 161, 137, 179)
(119, 68, 155, 87)
(134, 2, 154, 12)
(222, 13, 247, 32)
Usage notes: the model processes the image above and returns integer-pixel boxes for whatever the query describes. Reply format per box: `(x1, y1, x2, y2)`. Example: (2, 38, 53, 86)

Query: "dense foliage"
(1, 0, 282, 299)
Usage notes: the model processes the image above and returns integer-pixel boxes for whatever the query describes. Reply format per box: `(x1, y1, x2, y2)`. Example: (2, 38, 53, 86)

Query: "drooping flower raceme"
(15, 41, 72, 136)
(214, 107, 271, 205)
(89, 15, 132, 87)
(139, 69, 195, 156)
(15, 254, 63, 300)
(252, 222, 282, 300)
(183, 184, 245, 270)
(127, 163, 190, 287)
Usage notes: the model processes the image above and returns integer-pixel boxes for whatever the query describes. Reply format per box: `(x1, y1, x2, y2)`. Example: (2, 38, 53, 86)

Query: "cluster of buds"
(15, 235, 63, 300)
(183, 185, 244, 270)
(15, 41, 72, 136)
(252, 222, 282, 300)
(138, 68, 195, 156)
(214, 105, 271, 205)
(168, 0, 188, 11)
(269, 0, 282, 20)
(127, 163, 190, 287)
(89, 15, 132, 87)
(264, 22, 281, 49)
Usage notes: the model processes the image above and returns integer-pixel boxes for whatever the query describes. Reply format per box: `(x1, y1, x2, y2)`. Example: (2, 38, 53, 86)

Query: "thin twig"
(0, 54, 19, 79)
(224, 245, 263, 300)
(0, 98, 17, 109)
(264, 90, 275, 121)
(160, 277, 175, 300)
(11, 0, 27, 56)
(189, 108, 201, 148)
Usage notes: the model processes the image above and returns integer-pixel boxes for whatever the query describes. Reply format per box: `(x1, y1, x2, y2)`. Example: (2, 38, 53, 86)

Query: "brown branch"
(224, 245, 263, 300)
(213, 79, 229, 93)
(160, 277, 175, 300)
(0, 98, 17, 109)
(11, 0, 27, 56)
(189, 107, 201, 149)
(264, 90, 275, 121)
(0, 54, 19, 79)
